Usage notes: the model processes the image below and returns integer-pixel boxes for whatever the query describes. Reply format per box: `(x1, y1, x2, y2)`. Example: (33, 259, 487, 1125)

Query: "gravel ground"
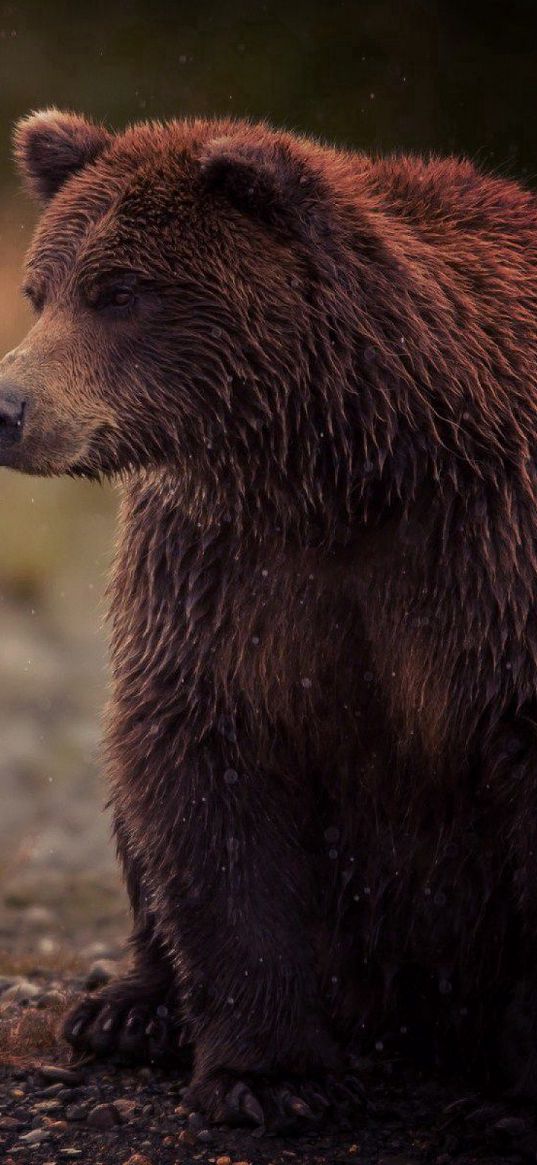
(2, 596, 537, 1163)
(2, 961, 537, 1165)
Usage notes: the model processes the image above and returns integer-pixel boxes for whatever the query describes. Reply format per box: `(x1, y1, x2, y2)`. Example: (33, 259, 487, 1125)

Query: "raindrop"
(324, 826, 340, 843)
(224, 768, 239, 785)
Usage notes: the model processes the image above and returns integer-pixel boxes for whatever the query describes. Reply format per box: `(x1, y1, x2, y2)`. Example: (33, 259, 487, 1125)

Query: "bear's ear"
(13, 109, 111, 203)
(199, 137, 325, 236)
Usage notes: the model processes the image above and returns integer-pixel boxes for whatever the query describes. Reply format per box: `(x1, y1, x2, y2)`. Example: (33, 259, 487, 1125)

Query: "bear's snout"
(0, 381, 26, 448)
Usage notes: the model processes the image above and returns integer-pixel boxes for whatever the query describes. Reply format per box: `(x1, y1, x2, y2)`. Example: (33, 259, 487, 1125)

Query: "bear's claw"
(183, 1069, 365, 1133)
(63, 979, 190, 1065)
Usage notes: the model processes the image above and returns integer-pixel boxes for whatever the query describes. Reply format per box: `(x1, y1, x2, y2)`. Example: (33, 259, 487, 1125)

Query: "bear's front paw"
(63, 975, 191, 1065)
(183, 1068, 366, 1134)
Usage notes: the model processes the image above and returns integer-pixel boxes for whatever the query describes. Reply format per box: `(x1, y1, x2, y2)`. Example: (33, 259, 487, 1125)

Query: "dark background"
(2, 0, 537, 188)
(0, 0, 535, 944)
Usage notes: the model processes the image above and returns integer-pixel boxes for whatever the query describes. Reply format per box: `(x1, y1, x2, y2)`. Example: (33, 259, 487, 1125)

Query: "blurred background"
(0, 0, 536, 958)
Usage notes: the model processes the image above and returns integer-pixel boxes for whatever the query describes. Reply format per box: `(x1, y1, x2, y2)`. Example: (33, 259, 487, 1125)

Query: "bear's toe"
(63, 980, 190, 1065)
(183, 1068, 365, 1133)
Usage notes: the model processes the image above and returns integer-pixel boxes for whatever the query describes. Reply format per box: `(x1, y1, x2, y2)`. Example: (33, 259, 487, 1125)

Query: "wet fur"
(8, 114, 537, 1113)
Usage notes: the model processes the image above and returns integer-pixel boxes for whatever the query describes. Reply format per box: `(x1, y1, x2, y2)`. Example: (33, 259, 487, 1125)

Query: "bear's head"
(1, 110, 428, 539)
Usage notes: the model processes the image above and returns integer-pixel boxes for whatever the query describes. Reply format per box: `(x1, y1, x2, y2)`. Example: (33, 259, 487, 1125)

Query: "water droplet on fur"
(224, 769, 239, 785)
(328, 848, 338, 860)
(375, 1040, 384, 1051)
(217, 714, 237, 742)
(301, 677, 312, 689)
(439, 978, 452, 995)
(325, 826, 340, 843)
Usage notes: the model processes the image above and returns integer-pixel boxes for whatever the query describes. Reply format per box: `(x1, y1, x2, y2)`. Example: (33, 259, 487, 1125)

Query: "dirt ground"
(1, 592, 537, 1164)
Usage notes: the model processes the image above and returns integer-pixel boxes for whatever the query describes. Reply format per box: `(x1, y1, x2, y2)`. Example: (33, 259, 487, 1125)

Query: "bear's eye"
(22, 283, 45, 313)
(108, 287, 135, 309)
(86, 282, 137, 313)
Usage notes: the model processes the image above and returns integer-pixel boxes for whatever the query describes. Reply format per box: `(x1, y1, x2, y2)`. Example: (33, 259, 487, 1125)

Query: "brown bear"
(2, 107, 537, 1128)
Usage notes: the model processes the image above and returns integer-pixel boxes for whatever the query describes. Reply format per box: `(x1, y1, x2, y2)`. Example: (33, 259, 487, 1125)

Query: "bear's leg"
(479, 715, 537, 1093)
(111, 735, 360, 1130)
(63, 816, 190, 1064)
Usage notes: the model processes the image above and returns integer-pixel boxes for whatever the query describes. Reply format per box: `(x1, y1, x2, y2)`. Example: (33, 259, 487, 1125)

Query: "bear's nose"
(0, 383, 26, 443)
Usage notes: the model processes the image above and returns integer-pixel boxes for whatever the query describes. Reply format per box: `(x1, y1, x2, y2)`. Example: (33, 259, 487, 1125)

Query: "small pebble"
(0, 976, 18, 993)
(113, 1098, 137, 1118)
(38, 1066, 84, 1086)
(178, 1128, 197, 1146)
(19, 1128, 51, 1144)
(123, 1156, 154, 1165)
(80, 940, 119, 960)
(65, 1104, 87, 1122)
(3, 980, 40, 1004)
(84, 959, 118, 990)
(20, 905, 57, 928)
(43, 1117, 68, 1130)
(87, 1102, 122, 1129)
(39, 1083, 65, 1097)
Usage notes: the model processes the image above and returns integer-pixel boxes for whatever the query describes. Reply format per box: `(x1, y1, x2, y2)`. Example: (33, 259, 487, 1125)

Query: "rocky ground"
(1, 590, 537, 1163)
(2, 948, 537, 1165)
